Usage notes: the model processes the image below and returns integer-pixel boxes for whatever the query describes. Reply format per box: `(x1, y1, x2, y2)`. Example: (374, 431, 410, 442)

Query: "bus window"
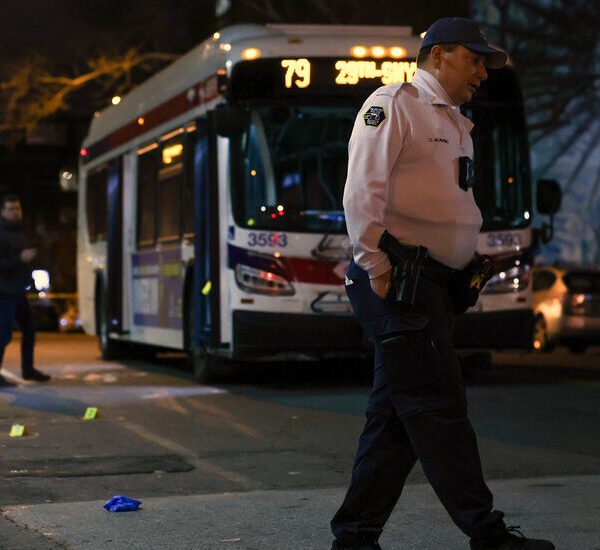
(231, 105, 354, 233)
(86, 165, 108, 243)
(472, 116, 530, 230)
(469, 68, 532, 231)
(157, 136, 184, 242)
(136, 143, 159, 247)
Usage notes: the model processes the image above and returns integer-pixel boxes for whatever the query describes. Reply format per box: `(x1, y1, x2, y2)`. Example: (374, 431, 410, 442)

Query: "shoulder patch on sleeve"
(363, 106, 386, 127)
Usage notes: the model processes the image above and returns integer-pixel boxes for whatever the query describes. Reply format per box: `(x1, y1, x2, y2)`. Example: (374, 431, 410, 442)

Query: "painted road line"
(120, 420, 254, 488)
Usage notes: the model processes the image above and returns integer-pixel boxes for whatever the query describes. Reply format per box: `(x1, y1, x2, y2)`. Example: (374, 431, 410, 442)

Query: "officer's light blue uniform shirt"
(343, 68, 483, 278)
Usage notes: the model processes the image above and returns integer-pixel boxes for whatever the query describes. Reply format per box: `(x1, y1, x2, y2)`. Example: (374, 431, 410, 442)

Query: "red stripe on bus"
(282, 256, 347, 286)
(84, 74, 220, 163)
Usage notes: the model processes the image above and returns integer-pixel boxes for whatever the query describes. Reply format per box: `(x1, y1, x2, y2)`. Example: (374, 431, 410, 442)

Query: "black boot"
(470, 525, 554, 549)
(22, 368, 51, 382)
(332, 541, 382, 550)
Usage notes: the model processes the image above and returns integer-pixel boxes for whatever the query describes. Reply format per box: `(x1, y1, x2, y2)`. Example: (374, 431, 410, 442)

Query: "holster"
(378, 230, 428, 305)
(449, 253, 496, 314)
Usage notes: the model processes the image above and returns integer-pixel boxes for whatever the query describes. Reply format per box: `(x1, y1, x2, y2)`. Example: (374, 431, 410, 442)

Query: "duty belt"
(421, 256, 458, 287)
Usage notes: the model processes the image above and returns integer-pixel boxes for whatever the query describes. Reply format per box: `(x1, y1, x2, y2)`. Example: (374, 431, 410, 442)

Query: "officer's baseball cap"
(420, 17, 507, 69)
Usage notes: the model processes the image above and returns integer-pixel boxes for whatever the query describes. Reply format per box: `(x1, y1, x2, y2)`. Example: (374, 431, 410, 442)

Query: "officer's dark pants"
(331, 261, 504, 546)
(0, 293, 36, 376)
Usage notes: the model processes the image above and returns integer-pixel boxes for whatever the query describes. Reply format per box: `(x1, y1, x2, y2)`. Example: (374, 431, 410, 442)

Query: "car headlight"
(235, 264, 295, 296)
(482, 264, 530, 294)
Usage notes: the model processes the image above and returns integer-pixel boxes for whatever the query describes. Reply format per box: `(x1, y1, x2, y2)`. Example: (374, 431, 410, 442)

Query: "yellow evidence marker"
(9, 424, 27, 437)
(83, 407, 98, 420)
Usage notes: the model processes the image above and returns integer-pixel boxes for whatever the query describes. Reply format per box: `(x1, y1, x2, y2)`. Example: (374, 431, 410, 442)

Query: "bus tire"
(184, 282, 216, 384)
(189, 346, 217, 384)
(95, 279, 121, 360)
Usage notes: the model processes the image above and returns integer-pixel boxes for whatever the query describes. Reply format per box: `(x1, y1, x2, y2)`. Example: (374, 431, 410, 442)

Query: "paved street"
(1, 333, 600, 549)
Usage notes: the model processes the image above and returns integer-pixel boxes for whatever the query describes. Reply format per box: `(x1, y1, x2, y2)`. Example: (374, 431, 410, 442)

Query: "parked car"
(532, 265, 600, 353)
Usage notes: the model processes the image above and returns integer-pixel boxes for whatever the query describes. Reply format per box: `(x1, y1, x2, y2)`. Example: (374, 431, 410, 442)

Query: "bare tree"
(0, 49, 177, 139)
(475, 0, 600, 263)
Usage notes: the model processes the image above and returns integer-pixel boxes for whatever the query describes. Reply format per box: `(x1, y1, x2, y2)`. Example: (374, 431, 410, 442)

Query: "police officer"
(331, 18, 553, 550)
(0, 195, 51, 385)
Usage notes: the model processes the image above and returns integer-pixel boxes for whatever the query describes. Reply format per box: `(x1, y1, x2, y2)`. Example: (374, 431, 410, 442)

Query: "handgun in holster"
(378, 230, 428, 305)
(450, 253, 496, 314)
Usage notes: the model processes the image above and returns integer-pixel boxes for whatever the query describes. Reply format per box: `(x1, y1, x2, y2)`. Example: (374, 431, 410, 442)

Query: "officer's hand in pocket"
(370, 269, 392, 299)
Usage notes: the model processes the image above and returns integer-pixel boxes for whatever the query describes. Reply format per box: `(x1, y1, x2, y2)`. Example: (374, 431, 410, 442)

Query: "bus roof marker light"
(242, 48, 261, 60)
(137, 117, 145, 126)
(111, 96, 121, 105)
(213, 32, 220, 40)
(351, 46, 367, 58)
(390, 46, 407, 58)
(371, 46, 387, 58)
(220, 43, 232, 52)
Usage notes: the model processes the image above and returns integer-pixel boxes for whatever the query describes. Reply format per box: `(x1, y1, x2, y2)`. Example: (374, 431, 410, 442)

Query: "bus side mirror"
(214, 106, 248, 137)
(536, 179, 562, 245)
(536, 179, 562, 215)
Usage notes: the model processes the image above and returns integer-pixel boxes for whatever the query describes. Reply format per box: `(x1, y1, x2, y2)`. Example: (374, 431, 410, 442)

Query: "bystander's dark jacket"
(0, 217, 33, 295)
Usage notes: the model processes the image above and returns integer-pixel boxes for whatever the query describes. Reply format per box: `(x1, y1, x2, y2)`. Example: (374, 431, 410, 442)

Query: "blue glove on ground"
(103, 495, 142, 512)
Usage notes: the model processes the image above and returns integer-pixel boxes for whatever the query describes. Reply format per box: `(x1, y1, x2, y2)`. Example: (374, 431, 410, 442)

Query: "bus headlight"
(235, 264, 295, 296)
(482, 264, 530, 294)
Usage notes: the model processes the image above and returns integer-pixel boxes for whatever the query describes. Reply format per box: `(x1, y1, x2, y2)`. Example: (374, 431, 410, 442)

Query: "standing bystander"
(0, 195, 50, 385)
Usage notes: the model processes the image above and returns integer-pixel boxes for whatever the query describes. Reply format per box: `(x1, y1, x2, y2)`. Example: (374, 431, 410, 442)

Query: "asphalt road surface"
(0, 334, 599, 548)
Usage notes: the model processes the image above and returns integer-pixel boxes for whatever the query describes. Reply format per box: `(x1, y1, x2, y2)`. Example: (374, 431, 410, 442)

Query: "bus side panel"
(106, 157, 124, 334)
(192, 115, 220, 350)
(131, 248, 184, 333)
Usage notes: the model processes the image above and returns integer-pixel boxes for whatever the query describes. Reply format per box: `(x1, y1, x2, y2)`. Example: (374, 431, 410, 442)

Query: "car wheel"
(533, 315, 554, 352)
(567, 342, 587, 354)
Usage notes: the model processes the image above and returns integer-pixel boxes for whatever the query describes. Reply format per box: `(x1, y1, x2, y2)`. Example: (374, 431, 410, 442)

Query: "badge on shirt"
(363, 106, 386, 128)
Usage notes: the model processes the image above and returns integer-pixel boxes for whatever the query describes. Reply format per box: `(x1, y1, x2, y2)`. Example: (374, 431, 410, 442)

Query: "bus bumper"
(231, 310, 371, 358)
(453, 308, 534, 351)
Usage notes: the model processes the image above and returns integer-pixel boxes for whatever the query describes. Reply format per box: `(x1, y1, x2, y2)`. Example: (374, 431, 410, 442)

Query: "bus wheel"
(184, 285, 216, 383)
(533, 315, 554, 353)
(188, 346, 217, 384)
(95, 283, 121, 360)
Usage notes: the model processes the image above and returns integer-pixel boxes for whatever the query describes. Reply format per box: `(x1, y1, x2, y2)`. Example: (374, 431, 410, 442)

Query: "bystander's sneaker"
(332, 541, 382, 550)
(22, 369, 51, 382)
(470, 525, 554, 549)
(0, 374, 17, 387)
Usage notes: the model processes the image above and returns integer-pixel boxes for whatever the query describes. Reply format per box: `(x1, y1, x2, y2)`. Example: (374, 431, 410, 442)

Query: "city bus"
(78, 23, 558, 381)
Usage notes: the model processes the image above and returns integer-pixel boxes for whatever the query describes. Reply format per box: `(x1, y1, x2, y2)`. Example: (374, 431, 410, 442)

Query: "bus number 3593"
(247, 232, 288, 247)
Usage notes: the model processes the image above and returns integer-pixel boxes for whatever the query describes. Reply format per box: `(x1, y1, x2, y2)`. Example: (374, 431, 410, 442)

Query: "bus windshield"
(465, 68, 532, 231)
(231, 104, 355, 233)
(230, 68, 530, 234)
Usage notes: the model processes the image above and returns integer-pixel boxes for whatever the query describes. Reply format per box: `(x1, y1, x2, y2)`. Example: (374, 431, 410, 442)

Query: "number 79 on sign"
(281, 59, 311, 89)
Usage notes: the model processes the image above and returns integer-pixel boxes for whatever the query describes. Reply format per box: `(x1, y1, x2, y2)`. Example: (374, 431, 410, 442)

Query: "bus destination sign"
(281, 58, 417, 88)
(231, 57, 417, 101)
